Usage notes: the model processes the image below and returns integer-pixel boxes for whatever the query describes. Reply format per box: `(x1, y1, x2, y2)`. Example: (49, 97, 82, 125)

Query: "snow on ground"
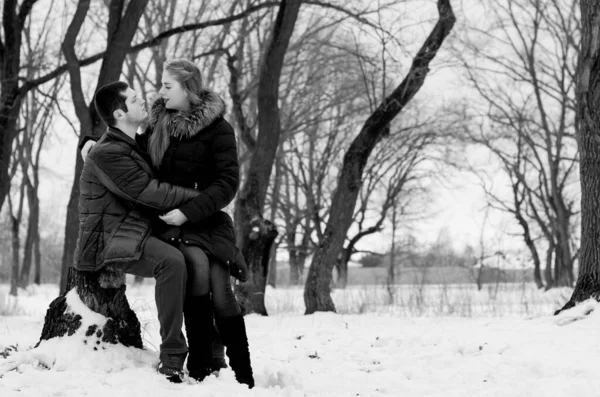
(0, 282, 598, 397)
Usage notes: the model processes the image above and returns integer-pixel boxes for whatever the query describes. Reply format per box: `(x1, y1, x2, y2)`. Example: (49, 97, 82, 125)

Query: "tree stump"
(38, 266, 142, 348)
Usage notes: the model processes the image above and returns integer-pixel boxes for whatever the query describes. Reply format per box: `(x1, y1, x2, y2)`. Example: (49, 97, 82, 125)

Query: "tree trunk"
(514, 205, 543, 288)
(387, 200, 398, 303)
(0, 0, 38, 212)
(39, 267, 142, 349)
(335, 249, 349, 289)
(19, 186, 37, 288)
(234, 0, 302, 314)
(267, 241, 278, 288)
(234, 217, 278, 315)
(0, 103, 21, 213)
(554, 217, 574, 287)
(10, 215, 19, 296)
(304, 0, 456, 314)
(289, 249, 301, 285)
(544, 244, 554, 289)
(557, 0, 600, 313)
(296, 228, 310, 281)
(33, 233, 41, 284)
(60, 177, 81, 294)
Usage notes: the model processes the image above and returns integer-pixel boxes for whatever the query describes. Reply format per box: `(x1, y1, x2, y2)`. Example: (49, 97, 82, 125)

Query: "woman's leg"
(211, 327, 228, 371)
(210, 261, 254, 388)
(178, 244, 213, 381)
(179, 244, 210, 297)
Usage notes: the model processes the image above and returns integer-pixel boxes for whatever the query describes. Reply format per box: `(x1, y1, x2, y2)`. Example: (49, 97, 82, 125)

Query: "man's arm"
(89, 146, 198, 211)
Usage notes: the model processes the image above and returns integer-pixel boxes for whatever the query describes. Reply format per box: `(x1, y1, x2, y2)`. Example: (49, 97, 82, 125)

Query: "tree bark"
(334, 248, 350, 289)
(39, 267, 142, 349)
(544, 245, 554, 289)
(234, 0, 302, 314)
(557, 0, 600, 313)
(10, 214, 19, 296)
(267, 240, 278, 288)
(289, 248, 301, 285)
(19, 213, 34, 288)
(304, 0, 456, 314)
(234, 218, 278, 315)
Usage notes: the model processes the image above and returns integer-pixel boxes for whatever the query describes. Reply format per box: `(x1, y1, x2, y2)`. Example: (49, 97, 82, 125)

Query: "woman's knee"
(181, 245, 210, 296)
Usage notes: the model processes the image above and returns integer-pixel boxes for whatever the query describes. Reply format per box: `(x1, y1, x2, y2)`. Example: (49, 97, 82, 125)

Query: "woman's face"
(159, 70, 189, 111)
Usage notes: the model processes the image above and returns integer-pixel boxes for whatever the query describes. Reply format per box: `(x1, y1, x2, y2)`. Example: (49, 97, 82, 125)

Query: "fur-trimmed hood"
(149, 90, 226, 139)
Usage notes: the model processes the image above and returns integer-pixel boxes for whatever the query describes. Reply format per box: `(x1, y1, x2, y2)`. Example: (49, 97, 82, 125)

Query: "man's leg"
(120, 236, 188, 376)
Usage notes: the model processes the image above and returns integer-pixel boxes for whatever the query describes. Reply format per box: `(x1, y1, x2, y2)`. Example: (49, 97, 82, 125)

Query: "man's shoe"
(158, 352, 186, 383)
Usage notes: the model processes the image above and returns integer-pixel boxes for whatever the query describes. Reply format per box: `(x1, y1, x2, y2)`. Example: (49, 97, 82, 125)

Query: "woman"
(81, 60, 253, 387)
(147, 59, 254, 388)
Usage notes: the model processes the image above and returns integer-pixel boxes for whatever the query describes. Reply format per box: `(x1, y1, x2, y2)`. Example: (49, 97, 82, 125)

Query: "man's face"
(115, 88, 148, 125)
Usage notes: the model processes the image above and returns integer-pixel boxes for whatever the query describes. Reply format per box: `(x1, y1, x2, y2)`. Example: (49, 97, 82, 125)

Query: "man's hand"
(81, 140, 96, 160)
(159, 209, 188, 226)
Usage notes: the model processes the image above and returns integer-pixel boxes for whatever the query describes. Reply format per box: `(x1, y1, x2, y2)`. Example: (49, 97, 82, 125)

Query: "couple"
(73, 59, 253, 387)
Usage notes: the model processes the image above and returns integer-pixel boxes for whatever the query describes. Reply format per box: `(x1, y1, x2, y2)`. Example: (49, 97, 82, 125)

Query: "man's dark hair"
(94, 81, 129, 127)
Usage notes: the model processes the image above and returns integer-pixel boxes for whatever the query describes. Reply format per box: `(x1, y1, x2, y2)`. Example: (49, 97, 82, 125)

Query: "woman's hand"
(159, 209, 188, 226)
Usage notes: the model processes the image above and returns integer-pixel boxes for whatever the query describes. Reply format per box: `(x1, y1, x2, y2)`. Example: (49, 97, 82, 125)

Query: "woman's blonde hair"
(148, 59, 204, 167)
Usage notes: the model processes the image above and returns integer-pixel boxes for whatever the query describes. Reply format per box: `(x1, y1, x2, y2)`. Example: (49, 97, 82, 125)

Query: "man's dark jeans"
(121, 236, 188, 354)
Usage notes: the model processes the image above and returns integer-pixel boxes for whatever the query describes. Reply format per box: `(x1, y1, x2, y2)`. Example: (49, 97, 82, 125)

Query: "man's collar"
(106, 126, 137, 146)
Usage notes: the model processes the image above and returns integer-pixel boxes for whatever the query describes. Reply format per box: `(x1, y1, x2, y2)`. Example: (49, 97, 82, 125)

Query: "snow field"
(0, 283, 597, 397)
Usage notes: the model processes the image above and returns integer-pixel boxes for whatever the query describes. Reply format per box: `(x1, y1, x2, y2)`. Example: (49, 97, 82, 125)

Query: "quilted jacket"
(73, 127, 199, 271)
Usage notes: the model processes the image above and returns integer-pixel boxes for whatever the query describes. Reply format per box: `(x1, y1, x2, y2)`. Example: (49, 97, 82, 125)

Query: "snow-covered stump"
(38, 267, 142, 348)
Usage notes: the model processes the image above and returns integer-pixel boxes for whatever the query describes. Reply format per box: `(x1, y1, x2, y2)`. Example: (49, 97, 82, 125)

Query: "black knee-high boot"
(184, 295, 214, 381)
(215, 315, 254, 388)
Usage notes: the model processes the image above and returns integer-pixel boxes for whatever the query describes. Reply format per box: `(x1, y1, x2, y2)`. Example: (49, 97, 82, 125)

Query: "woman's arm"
(178, 119, 240, 223)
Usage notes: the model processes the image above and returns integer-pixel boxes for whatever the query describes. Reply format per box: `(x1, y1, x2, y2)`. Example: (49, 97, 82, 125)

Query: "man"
(74, 81, 197, 383)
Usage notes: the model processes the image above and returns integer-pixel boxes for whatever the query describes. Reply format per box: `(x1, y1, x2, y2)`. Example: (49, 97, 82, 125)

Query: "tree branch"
(19, 1, 280, 95)
(366, 0, 456, 132)
(17, 0, 39, 31)
(62, 0, 92, 132)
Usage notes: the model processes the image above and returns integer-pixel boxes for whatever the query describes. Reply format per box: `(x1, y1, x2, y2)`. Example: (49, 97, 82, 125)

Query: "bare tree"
(0, 0, 40, 213)
(7, 137, 26, 296)
(304, 0, 456, 314)
(458, 0, 579, 289)
(335, 124, 437, 288)
(557, 0, 600, 313)
(234, 0, 303, 315)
